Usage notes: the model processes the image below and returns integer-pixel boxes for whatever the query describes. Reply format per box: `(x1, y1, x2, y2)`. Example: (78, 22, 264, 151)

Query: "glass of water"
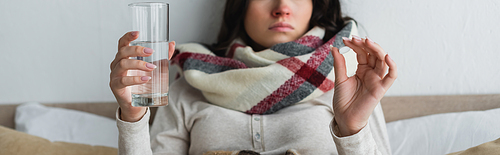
(128, 2, 169, 107)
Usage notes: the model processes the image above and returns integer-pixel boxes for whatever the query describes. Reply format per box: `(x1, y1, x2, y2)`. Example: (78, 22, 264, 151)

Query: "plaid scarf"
(172, 21, 356, 114)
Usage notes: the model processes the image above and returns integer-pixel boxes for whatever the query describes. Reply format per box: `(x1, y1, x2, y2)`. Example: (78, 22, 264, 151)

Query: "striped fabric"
(171, 21, 357, 114)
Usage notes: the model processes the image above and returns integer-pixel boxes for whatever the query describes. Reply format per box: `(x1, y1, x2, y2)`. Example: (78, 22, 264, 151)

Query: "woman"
(110, 0, 397, 154)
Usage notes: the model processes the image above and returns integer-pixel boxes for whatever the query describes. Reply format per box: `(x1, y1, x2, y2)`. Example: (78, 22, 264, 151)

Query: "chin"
(267, 36, 296, 45)
(252, 33, 299, 48)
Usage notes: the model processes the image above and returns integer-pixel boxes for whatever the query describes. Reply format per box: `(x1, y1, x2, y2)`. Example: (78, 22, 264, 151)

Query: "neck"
(248, 41, 267, 51)
(242, 33, 268, 51)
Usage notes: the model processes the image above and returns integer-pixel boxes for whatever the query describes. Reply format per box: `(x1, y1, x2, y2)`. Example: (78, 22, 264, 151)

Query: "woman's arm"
(330, 35, 397, 154)
(116, 81, 192, 155)
(109, 31, 176, 122)
(330, 103, 392, 155)
(112, 31, 184, 154)
(331, 35, 397, 137)
(116, 107, 154, 155)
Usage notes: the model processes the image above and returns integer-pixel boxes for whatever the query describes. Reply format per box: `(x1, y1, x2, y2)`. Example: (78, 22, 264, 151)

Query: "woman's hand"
(330, 35, 397, 137)
(109, 31, 175, 122)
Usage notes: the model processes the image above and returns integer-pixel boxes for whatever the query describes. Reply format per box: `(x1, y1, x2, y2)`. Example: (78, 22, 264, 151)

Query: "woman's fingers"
(168, 41, 176, 59)
(111, 76, 151, 89)
(118, 46, 154, 59)
(382, 54, 398, 90)
(112, 31, 151, 70)
(344, 35, 396, 88)
(118, 31, 139, 49)
(375, 58, 388, 78)
(331, 46, 348, 84)
(343, 37, 368, 65)
(368, 53, 377, 69)
(349, 35, 387, 66)
(363, 37, 386, 61)
(363, 37, 389, 77)
(111, 59, 156, 77)
(111, 46, 154, 70)
(349, 36, 390, 78)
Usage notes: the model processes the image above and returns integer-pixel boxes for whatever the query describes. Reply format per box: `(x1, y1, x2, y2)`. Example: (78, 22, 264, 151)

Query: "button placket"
(251, 115, 263, 151)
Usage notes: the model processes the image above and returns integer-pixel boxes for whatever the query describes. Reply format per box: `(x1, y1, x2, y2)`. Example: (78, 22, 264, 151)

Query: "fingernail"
(387, 54, 392, 61)
(172, 41, 176, 46)
(342, 37, 351, 41)
(131, 31, 138, 36)
(329, 45, 340, 54)
(141, 76, 151, 81)
(144, 48, 153, 54)
(146, 63, 157, 69)
(366, 36, 374, 43)
(352, 35, 361, 41)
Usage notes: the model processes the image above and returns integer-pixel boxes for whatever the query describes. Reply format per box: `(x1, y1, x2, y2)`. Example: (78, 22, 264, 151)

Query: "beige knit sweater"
(116, 78, 392, 155)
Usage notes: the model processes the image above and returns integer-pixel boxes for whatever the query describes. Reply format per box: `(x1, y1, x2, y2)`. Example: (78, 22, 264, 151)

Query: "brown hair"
(211, 0, 353, 56)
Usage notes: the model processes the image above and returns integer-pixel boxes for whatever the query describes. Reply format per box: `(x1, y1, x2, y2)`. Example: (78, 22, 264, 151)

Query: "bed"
(1, 94, 500, 155)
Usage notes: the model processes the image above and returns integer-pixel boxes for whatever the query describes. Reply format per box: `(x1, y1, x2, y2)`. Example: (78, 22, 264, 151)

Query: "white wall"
(0, 0, 499, 104)
(0, 0, 224, 104)
(341, 0, 500, 96)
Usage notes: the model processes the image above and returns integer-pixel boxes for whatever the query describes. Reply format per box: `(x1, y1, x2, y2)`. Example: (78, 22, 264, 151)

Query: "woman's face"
(244, 0, 313, 48)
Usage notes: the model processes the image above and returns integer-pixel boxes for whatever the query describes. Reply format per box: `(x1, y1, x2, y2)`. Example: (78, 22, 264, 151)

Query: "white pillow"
(15, 102, 118, 148)
(387, 107, 500, 155)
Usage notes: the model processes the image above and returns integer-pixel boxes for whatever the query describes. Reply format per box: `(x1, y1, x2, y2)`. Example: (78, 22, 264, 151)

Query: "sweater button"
(254, 117, 260, 121)
(255, 132, 261, 140)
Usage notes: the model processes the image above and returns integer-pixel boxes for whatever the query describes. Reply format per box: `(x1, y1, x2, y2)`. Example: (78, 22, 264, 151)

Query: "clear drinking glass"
(128, 2, 169, 107)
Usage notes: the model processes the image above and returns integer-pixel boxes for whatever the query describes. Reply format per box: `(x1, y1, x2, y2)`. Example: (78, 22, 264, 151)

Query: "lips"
(269, 22, 294, 32)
